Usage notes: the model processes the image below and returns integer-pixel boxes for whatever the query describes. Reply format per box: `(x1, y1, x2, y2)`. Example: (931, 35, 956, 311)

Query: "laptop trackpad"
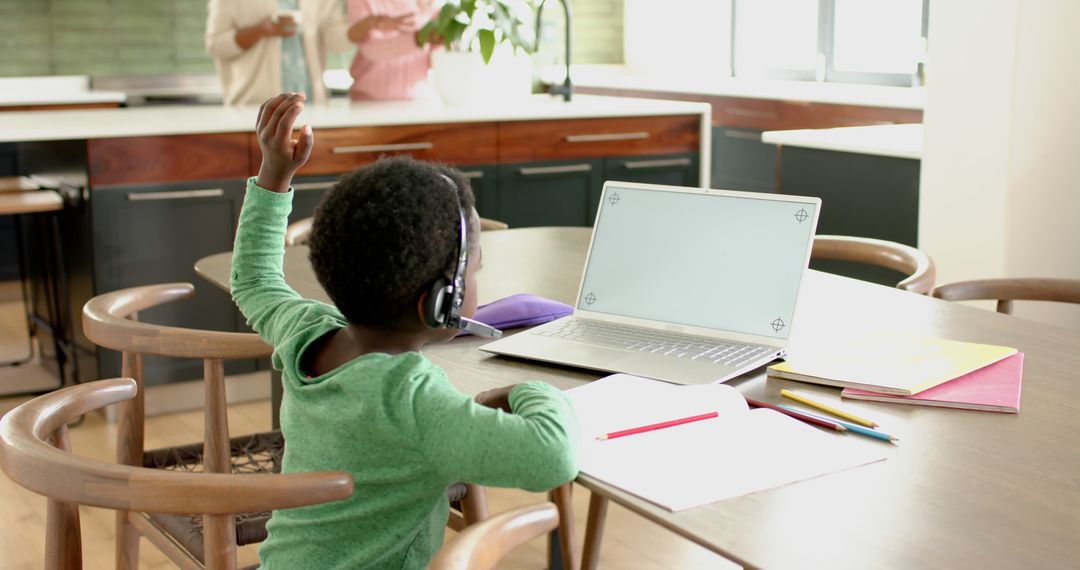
(537, 343, 625, 367)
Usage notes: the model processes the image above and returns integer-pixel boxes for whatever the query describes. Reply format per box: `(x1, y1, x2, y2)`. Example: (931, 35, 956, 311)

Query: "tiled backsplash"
(0, 0, 622, 79)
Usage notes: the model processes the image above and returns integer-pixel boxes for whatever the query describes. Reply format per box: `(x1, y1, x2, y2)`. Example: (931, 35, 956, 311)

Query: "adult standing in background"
(348, 0, 439, 100)
(207, 0, 412, 105)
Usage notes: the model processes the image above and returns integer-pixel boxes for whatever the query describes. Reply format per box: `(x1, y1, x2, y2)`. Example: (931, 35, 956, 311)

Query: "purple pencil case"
(458, 293, 573, 335)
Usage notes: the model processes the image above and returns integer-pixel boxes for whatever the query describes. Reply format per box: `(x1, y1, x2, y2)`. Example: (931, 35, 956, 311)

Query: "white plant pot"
(431, 46, 532, 106)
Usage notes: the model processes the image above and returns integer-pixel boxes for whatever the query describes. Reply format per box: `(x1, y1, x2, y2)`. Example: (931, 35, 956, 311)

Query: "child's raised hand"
(255, 93, 314, 193)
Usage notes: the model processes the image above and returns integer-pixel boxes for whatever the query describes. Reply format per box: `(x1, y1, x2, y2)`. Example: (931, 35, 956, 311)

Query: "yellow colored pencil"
(779, 389, 879, 428)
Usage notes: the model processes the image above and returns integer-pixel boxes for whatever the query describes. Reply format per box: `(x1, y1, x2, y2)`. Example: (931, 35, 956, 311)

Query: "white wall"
(920, 0, 1080, 330)
(624, 0, 731, 77)
(1002, 0, 1080, 328)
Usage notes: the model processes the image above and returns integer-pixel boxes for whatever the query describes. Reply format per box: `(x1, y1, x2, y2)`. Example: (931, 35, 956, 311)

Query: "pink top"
(347, 0, 437, 100)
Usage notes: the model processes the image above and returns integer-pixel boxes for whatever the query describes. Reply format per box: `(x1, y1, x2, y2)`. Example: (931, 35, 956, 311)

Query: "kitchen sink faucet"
(535, 0, 573, 102)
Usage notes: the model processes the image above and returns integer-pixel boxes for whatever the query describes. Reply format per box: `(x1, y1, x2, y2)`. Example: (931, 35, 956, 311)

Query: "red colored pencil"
(745, 397, 848, 432)
(596, 411, 719, 441)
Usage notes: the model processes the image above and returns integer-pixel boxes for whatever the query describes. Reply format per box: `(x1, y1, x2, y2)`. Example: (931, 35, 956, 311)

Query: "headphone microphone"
(422, 173, 503, 339)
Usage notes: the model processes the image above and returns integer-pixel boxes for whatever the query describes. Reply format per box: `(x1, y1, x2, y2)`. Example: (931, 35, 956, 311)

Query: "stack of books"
(767, 334, 1024, 413)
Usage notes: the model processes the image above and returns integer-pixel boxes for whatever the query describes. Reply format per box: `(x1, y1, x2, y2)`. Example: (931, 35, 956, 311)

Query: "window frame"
(730, 0, 930, 87)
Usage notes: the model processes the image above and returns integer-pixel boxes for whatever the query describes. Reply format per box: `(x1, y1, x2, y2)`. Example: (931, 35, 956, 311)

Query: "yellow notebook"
(767, 334, 1018, 396)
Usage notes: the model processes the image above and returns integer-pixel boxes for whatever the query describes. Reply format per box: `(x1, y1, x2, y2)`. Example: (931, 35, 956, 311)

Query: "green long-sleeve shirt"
(230, 179, 579, 569)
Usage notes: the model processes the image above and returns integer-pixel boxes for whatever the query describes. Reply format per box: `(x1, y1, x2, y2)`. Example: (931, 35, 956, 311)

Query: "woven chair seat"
(142, 431, 285, 562)
(140, 431, 471, 564)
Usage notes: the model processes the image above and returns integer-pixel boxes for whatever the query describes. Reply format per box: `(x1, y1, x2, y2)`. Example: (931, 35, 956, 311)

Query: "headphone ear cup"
(423, 278, 449, 328)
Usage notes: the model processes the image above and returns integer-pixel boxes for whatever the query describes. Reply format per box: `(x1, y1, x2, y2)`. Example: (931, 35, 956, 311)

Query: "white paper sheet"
(566, 374, 888, 511)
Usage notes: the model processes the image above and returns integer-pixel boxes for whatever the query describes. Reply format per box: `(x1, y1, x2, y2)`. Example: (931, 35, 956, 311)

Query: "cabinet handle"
(623, 158, 692, 170)
(292, 181, 336, 191)
(519, 164, 593, 176)
(126, 188, 224, 201)
(565, 132, 649, 143)
(331, 142, 434, 154)
(836, 118, 895, 126)
(726, 107, 778, 119)
(459, 170, 484, 179)
(723, 129, 763, 141)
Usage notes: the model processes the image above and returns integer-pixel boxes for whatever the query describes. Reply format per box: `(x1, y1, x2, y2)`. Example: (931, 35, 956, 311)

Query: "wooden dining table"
(195, 226, 1080, 570)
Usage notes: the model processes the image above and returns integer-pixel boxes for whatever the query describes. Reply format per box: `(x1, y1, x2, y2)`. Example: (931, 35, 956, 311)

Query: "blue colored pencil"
(777, 404, 900, 444)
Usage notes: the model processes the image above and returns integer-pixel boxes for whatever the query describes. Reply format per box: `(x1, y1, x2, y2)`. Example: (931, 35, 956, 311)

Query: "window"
(732, 0, 928, 86)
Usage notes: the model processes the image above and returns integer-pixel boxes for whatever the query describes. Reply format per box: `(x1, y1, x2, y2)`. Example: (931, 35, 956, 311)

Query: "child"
(231, 92, 579, 568)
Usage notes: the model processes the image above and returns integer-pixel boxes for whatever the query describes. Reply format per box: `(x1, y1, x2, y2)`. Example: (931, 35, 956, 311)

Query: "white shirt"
(206, 0, 354, 105)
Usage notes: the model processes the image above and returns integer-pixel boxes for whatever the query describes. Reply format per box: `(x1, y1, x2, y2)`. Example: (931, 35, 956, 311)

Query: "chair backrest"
(285, 216, 509, 247)
(82, 282, 272, 463)
(82, 282, 277, 567)
(0, 378, 353, 570)
(932, 278, 1080, 314)
(428, 502, 558, 570)
(812, 235, 936, 294)
(82, 282, 271, 360)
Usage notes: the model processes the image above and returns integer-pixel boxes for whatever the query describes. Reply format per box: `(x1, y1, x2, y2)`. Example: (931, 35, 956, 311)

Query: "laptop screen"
(576, 184, 819, 340)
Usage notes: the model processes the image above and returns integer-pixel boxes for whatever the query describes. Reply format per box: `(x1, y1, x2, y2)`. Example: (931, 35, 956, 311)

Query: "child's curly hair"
(308, 156, 476, 327)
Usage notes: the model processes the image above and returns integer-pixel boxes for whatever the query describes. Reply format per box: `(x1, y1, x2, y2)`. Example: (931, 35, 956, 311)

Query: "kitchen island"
(1, 94, 710, 388)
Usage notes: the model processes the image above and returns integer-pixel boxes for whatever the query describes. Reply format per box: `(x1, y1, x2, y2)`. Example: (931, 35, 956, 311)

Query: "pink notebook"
(841, 352, 1024, 413)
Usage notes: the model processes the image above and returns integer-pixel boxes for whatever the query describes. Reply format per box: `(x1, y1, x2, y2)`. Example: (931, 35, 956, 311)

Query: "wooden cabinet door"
(603, 153, 699, 188)
(498, 116, 700, 163)
(495, 159, 603, 227)
(711, 127, 777, 193)
(91, 180, 255, 385)
(293, 122, 498, 176)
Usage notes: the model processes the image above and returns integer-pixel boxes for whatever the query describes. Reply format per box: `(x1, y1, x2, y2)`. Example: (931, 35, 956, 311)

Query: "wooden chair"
(429, 503, 559, 570)
(284, 215, 509, 246)
(932, 278, 1080, 314)
(0, 377, 353, 570)
(812, 235, 937, 294)
(81, 283, 488, 568)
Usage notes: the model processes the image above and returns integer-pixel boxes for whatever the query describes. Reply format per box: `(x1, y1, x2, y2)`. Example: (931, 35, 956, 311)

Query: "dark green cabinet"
(91, 180, 255, 386)
(711, 127, 776, 192)
(777, 146, 921, 287)
(0, 143, 20, 279)
(495, 159, 604, 227)
(493, 154, 698, 228)
(604, 153, 699, 188)
(459, 165, 499, 219)
(289, 175, 339, 223)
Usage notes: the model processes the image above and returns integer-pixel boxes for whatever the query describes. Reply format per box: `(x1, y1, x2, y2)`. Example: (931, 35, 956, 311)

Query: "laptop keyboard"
(532, 319, 776, 368)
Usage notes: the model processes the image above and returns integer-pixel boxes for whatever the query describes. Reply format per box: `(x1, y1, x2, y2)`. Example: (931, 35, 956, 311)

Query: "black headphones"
(422, 174, 502, 338)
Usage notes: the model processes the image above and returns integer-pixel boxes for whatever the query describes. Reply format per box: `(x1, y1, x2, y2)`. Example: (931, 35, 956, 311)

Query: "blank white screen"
(577, 186, 817, 339)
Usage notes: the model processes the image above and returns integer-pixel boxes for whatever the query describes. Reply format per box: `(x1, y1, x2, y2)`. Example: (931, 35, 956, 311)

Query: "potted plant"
(418, 0, 537, 105)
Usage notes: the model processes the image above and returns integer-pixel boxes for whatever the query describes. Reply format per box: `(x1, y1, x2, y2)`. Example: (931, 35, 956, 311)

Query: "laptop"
(479, 181, 821, 385)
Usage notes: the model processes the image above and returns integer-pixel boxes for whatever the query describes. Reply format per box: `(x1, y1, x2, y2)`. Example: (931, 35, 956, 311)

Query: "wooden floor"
(0, 283, 739, 569)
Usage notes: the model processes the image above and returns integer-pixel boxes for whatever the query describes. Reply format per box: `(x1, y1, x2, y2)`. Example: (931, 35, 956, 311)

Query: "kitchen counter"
(545, 65, 926, 110)
(13, 92, 709, 389)
(762, 123, 923, 160)
(0, 94, 710, 143)
(0, 76, 126, 107)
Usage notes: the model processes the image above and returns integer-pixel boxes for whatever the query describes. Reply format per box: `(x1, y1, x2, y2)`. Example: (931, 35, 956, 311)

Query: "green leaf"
(417, 22, 433, 46)
(478, 29, 496, 64)
(435, 3, 459, 30)
(444, 20, 468, 49)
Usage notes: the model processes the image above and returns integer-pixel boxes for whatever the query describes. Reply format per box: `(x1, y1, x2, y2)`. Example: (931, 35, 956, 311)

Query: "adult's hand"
(235, 15, 297, 50)
(348, 13, 415, 43)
